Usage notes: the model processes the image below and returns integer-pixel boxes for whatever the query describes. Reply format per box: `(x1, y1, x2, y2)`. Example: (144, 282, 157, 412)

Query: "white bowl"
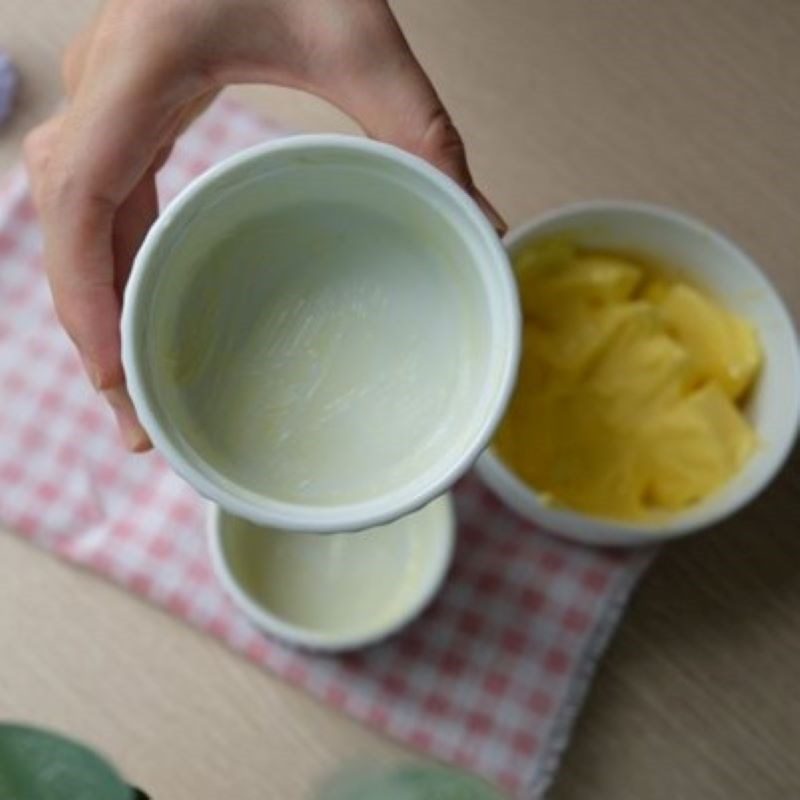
(208, 494, 455, 652)
(477, 201, 800, 546)
(122, 135, 519, 533)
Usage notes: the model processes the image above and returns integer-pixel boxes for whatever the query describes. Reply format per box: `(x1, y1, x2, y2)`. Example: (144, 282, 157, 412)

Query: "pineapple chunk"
(533, 391, 648, 519)
(641, 277, 670, 304)
(584, 302, 699, 416)
(494, 244, 761, 521)
(642, 384, 757, 509)
(527, 303, 631, 375)
(656, 283, 761, 400)
(515, 237, 577, 275)
(517, 248, 643, 323)
(496, 378, 649, 519)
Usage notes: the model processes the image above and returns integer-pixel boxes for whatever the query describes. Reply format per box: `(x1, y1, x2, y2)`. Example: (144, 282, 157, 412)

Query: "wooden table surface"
(1, 2, 799, 798)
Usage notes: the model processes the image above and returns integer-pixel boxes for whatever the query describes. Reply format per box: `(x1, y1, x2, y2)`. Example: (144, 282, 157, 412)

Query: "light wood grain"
(1, 2, 799, 798)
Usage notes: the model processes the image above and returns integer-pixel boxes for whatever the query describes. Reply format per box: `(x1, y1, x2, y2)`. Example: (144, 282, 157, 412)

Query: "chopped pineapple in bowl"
(476, 202, 800, 546)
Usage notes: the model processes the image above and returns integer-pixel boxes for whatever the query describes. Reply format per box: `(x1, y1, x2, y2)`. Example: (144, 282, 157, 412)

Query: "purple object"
(0, 50, 20, 126)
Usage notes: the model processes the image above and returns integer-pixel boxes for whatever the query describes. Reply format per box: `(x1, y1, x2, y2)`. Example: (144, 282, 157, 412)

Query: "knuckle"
(40, 165, 73, 217)
(23, 126, 56, 208)
(423, 108, 461, 147)
(418, 107, 471, 186)
(22, 126, 47, 168)
(23, 116, 62, 173)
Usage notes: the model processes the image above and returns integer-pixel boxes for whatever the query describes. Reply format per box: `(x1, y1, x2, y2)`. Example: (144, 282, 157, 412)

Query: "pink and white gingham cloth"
(0, 97, 654, 798)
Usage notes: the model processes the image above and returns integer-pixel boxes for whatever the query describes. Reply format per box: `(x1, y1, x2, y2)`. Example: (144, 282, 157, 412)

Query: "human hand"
(24, 0, 506, 451)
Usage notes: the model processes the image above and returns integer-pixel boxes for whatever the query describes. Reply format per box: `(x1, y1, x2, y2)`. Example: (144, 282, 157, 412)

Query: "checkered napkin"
(0, 97, 654, 798)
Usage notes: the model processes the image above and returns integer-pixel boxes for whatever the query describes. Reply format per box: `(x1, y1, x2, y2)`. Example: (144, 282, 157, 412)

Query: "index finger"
(40, 62, 202, 390)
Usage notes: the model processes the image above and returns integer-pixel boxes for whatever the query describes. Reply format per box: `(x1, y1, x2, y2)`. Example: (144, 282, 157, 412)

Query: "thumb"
(398, 104, 506, 236)
(315, 7, 507, 234)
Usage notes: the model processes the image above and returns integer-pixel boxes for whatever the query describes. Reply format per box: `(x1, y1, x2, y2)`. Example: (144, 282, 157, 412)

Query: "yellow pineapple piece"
(515, 237, 577, 275)
(656, 283, 761, 400)
(495, 380, 648, 519)
(495, 243, 761, 521)
(642, 383, 757, 509)
(517, 247, 642, 323)
(526, 304, 631, 375)
(584, 302, 699, 417)
(641, 277, 670, 304)
(534, 389, 648, 518)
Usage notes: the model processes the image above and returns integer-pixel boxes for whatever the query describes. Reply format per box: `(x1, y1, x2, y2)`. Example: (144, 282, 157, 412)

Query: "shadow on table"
(548, 440, 800, 800)
(646, 437, 800, 644)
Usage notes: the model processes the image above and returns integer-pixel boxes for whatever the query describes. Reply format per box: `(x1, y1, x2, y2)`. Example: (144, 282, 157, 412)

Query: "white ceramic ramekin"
(122, 135, 519, 533)
(477, 201, 800, 547)
(207, 494, 455, 652)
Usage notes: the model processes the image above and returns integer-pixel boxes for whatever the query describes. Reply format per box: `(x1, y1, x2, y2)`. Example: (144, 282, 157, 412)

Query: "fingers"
(312, 1, 507, 234)
(27, 122, 150, 452)
(170, 89, 219, 140)
(93, 166, 161, 452)
(32, 5, 213, 452)
(23, 114, 63, 211)
(30, 52, 203, 451)
(471, 186, 508, 236)
(103, 386, 151, 452)
(28, 112, 161, 450)
(39, 93, 175, 445)
(29, 0, 504, 460)
(112, 165, 159, 296)
(25, 114, 123, 395)
(61, 19, 98, 97)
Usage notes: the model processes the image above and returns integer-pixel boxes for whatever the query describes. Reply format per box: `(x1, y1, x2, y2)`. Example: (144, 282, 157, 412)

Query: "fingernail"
(124, 424, 152, 453)
(473, 187, 508, 237)
(102, 386, 151, 453)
